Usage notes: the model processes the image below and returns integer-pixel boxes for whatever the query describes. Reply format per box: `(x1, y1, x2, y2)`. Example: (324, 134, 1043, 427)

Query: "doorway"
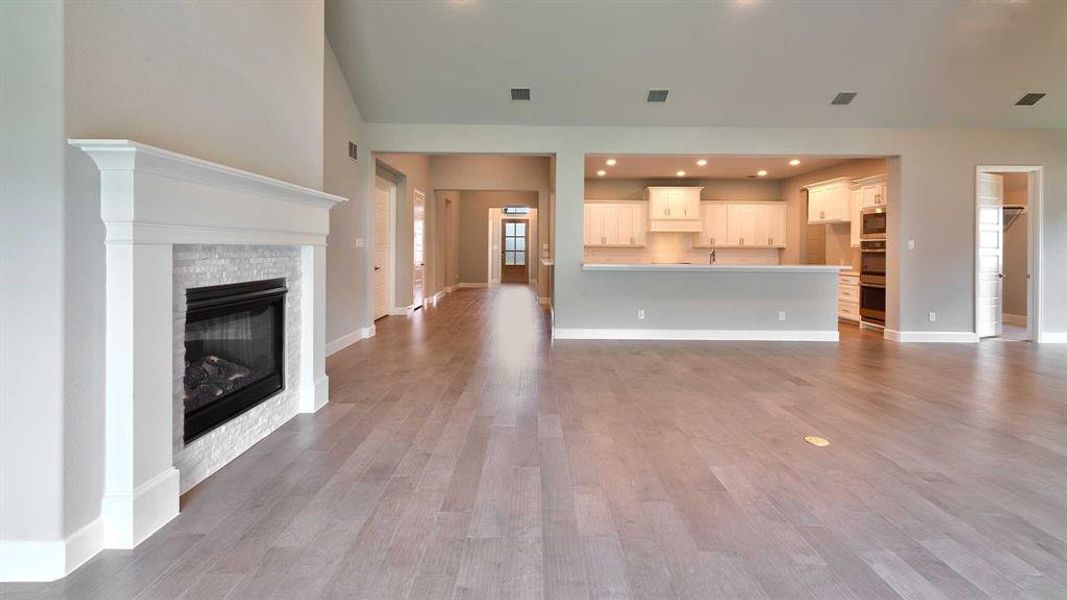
(975, 166, 1043, 342)
(501, 218, 529, 283)
(413, 189, 425, 308)
(373, 176, 396, 320)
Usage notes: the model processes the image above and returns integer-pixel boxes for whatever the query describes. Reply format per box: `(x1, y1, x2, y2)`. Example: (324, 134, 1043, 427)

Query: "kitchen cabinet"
(849, 185, 862, 248)
(647, 187, 701, 219)
(806, 177, 851, 224)
(838, 271, 860, 322)
(695, 203, 729, 246)
(647, 187, 703, 232)
(695, 201, 786, 248)
(584, 202, 647, 246)
(856, 174, 887, 209)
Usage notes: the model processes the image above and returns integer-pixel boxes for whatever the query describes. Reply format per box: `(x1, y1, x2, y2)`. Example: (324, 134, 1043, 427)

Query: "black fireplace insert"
(183, 278, 286, 443)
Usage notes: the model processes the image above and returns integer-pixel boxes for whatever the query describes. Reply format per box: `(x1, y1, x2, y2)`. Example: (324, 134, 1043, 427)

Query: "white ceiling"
(326, 0, 1067, 127)
(325, 0, 1065, 128)
(585, 155, 853, 180)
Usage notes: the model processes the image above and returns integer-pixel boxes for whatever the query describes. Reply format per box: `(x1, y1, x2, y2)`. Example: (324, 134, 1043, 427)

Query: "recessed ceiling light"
(596, 169, 606, 177)
(757, 170, 768, 177)
(676, 170, 686, 177)
(696, 159, 708, 167)
(789, 159, 801, 166)
(831, 92, 857, 105)
(605, 158, 617, 166)
(1015, 92, 1046, 106)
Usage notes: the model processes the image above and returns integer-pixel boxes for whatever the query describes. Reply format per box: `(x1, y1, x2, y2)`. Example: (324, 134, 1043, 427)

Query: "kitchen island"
(553, 263, 847, 341)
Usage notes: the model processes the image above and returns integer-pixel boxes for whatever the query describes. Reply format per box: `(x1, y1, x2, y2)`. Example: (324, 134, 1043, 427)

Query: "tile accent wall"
(172, 245, 302, 493)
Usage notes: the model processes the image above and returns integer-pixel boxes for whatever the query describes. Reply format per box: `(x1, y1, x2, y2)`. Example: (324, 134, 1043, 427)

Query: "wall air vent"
(1015, 92, 1045, 106)
(511, 87, 531, 102)
(831, 92, 857, 105)
(348, 142, 358, 161)
(647, 89, 669, 103)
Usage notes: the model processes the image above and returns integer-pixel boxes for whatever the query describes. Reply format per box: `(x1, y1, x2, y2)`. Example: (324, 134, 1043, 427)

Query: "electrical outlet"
(778, 311, 786, 321)
(637, 309, 645, 320)
(908, 239, 916, 250)
(929, 312, 937, 322)
(355, 237, 364, 248)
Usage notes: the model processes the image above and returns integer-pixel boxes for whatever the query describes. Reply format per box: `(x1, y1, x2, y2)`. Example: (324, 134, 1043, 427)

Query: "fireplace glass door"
(183, 279, 286, 443)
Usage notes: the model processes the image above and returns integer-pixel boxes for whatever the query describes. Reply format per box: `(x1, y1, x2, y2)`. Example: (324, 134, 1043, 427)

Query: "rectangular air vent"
(647, 89, 669, 103)
(510, 87, 531, 101)
(831, 92, 857, 105)
(1015, 92, 1046, 106)
(348, 142, 358, 161)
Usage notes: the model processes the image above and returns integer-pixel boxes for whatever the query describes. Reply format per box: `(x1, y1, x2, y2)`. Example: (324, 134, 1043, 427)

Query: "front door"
(412, 189, 425, 308)
(977, 172, 1004, 338)
(501, 219, 528, 283)
(373, 178, 392, 320)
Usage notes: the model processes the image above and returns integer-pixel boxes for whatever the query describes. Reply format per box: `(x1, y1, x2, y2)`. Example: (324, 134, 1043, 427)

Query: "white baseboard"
(325, 325, 376, 357)
(0, 517, 103, 582)
(101, 467, 179, 549)
(389, 304, 415, 316)
(1039, 332, 1067, 343)
(1003, 313, 1028, 326)
(299, 374, 329, 413)
(552, 328, 839, 342)
(458, 282, 488, 288)
(884, 329, 978, 343)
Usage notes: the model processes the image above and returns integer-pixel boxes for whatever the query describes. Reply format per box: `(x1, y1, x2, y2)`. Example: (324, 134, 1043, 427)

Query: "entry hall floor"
(5, 285, 1066, 599)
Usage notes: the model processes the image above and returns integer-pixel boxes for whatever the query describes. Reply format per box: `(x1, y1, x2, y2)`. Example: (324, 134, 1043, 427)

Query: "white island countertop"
(583, 263, 849, 273)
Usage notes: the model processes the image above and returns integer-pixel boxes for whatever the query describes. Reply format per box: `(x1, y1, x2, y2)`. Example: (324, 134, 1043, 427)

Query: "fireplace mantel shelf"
(70, 139, 345, 246)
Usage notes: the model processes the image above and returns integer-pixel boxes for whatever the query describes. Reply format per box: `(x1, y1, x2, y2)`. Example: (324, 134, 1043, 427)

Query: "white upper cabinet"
(695, 201, 785, 248)
(849, 185, 862, 248)
(647, 187, 703, 232)
(584, 202, 647, 246)
(856, 174, 888, 209)
(806, 177, 851, 224)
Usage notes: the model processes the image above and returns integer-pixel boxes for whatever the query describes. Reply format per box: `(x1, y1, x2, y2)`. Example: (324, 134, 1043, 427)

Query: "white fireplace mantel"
(69, 140, 345, 552)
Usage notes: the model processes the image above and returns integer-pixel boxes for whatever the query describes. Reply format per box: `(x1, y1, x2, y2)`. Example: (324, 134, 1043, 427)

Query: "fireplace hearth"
(183, 278, 287, 443)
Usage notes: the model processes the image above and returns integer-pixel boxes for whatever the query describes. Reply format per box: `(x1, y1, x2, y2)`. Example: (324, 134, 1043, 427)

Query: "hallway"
(6, 286, 1066, 599)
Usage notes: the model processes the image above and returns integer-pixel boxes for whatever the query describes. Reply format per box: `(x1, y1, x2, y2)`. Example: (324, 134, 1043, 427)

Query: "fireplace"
(183, 278, 287, 443)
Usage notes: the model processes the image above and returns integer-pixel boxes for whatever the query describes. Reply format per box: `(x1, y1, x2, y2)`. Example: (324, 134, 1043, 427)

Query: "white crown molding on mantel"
(69, 139, 346, 246)
(23, 140, 347, 584)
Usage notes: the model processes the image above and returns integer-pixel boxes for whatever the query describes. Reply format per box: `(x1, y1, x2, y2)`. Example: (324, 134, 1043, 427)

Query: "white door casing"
(374, 178, 393, 320)
(412, 189, 425, 307)
(977, 172, 1003, 338)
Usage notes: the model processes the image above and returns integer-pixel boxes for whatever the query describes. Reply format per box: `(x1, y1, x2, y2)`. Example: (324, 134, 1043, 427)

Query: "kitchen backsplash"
(584, 232, 780, 265)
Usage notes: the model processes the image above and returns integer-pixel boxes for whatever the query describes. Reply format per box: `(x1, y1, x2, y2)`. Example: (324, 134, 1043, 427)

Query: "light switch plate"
(355, 237, 364, 248)
(908, 239, 915, 250)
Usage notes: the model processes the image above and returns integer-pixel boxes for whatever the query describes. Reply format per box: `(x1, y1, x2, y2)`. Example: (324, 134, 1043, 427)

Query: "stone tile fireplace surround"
(70, 140, 345, 553)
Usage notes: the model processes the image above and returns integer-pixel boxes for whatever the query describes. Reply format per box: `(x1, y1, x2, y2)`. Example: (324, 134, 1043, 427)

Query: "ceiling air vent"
(510, 87, 531, 102)
(1015, 92, 1046, 106)
(831, 92, 857, 105)
(647, 89, 669, 103)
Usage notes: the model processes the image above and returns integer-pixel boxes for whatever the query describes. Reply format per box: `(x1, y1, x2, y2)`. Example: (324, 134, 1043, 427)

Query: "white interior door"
(373, 178, 392, 320)
(977, 172, 1004, 338)
(412, 189, 425, 308)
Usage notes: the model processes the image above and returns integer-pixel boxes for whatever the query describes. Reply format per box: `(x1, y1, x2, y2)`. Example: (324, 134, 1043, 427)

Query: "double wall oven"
(859, 207, 887, 325)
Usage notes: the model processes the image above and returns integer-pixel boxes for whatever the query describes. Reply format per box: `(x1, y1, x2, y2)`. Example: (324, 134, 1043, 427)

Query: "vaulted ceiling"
(326, 0, 1065, 128)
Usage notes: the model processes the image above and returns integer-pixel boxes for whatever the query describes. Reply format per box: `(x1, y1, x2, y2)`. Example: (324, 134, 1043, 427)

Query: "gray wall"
(365, 124, 1067, 337)
(584, 178, 782, 202)
(324, 42, 370, 344)
(456, 191, 539, 284)
(2, 0, 330, 548)
(1, 0, 67, 544)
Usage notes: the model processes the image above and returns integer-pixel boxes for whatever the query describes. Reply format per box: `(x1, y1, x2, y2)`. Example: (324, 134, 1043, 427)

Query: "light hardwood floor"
(4, 285, 1066, 599)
